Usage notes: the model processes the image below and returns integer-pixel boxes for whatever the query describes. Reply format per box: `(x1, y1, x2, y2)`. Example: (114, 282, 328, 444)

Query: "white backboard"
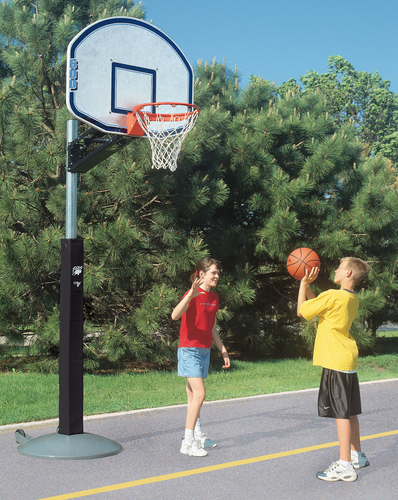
(67, 17, 194, 135)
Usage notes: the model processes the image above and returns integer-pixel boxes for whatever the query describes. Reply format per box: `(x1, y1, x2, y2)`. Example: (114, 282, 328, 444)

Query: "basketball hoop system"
(127, 102, 200, 172)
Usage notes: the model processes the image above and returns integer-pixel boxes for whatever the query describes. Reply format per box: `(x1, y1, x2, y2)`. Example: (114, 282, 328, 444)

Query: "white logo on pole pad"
(73, 281, 82, 287)
(72, 266, 83, 276)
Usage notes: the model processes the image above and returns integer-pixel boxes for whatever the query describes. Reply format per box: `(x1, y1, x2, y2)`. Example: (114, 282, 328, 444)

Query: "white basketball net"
(134, 104, 199, 172)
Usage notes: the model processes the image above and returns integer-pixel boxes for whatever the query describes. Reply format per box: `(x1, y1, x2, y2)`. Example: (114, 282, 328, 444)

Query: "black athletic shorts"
(318, 368, 362, 419)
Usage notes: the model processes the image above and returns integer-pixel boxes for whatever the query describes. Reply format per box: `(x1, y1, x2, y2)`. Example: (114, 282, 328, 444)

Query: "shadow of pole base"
(16, 431, 122, 460)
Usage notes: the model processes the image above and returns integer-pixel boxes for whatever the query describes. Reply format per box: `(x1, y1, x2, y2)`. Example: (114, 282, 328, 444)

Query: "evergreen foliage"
(0, 3, 397, 372)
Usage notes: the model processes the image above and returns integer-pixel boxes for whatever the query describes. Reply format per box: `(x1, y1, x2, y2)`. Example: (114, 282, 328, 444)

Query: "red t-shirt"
(178, 288, 219, 348)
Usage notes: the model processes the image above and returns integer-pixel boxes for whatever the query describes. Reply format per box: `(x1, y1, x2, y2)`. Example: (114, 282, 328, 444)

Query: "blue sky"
(142, 0, 398, 94)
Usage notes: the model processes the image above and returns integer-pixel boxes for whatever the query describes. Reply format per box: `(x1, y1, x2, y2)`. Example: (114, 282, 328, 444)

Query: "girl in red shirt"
(171, 258, 230, 457)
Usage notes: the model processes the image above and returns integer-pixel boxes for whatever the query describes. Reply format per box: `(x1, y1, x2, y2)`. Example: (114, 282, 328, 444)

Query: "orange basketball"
(287, 248, 320, 280)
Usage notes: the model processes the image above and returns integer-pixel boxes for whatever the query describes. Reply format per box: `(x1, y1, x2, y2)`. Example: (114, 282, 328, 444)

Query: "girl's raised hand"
(188, 277, 205, 298)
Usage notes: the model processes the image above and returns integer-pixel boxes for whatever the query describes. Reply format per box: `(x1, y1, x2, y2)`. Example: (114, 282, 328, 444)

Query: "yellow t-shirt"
(300, 289, 359, 371)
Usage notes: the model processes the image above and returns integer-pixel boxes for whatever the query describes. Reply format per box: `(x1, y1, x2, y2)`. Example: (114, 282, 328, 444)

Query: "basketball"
(287, 248, 320, 280)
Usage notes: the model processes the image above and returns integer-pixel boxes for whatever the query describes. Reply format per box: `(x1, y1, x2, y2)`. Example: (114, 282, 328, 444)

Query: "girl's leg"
(186, 380, 194, 405)
(185, 377, 205, 430)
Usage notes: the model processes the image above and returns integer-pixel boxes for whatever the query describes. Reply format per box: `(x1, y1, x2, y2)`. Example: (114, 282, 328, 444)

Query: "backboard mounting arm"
(67, 127, 136, 173)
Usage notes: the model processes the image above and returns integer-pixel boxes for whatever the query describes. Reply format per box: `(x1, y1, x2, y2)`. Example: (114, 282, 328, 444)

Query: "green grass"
(1, 352, 398, 426)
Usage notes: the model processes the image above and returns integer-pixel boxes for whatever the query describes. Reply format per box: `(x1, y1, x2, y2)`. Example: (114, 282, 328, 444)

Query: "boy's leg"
(335, 418, 351, 462)
(335, 415, 369, 467)
(350, 415, 361, 452)
(317, 418, 357, 481)
(335, 416, 364, 457)
(349, 415, 370, 468)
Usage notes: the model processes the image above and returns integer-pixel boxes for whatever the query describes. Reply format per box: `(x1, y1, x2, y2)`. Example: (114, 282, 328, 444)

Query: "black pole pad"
(59, 239, 84, 435)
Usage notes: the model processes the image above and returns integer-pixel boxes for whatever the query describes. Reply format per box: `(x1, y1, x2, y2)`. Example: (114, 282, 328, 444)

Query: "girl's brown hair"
(190, 257, 222, 283)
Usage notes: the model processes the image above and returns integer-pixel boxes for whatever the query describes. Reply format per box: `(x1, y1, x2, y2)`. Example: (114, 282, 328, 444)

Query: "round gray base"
(17, 432, 122, 460)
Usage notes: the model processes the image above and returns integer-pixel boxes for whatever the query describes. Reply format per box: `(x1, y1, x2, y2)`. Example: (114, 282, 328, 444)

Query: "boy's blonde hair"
(341, 257, 370, 284)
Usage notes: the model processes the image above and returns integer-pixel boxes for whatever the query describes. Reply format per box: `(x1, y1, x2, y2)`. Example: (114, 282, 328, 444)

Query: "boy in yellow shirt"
(297, 257, 370, 482)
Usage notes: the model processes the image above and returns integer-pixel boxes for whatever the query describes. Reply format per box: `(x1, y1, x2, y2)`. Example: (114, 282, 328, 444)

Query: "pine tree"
(0, 0, 149, 369)
(192, 66, 398, 356)
(0, 3, 246, 371)
(1, 4, 397, 372)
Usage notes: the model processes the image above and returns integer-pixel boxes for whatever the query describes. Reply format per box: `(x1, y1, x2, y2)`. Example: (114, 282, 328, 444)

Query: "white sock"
(194, 418, 202, 435)
(184, 429, 194, 441)
(339, 459, 352, 468)
(351, 450, 361, 457)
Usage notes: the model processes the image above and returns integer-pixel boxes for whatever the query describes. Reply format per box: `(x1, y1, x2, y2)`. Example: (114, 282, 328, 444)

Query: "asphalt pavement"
(1, 378, 397, 500)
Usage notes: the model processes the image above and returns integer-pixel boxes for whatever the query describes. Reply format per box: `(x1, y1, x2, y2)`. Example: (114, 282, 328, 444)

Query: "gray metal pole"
(15, 118, 122, 459)
(66, 120, 78, 238)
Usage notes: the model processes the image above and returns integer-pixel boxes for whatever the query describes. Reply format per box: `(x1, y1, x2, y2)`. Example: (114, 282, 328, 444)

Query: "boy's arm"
(211, 322, 230, 369)
(297, 267, 319, 317)
(306, 287, 316, 300)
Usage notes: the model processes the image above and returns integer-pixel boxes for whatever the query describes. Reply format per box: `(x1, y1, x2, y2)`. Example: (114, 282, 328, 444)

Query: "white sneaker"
(351, 451, 370, 469)
(180, 438, 208, 457)
(195, 431, 217, 448)
(316, 461, 357, 482)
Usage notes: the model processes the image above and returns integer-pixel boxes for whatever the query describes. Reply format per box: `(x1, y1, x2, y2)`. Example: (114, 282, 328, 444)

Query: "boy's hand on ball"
(302, 267, 319, 285)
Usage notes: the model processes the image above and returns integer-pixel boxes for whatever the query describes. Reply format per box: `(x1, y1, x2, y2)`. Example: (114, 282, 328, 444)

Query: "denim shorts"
(178, 347, 210, 379)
